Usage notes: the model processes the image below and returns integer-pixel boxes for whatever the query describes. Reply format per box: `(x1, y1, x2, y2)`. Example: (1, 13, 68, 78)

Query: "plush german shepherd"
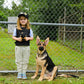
(31, 36, 79, 81)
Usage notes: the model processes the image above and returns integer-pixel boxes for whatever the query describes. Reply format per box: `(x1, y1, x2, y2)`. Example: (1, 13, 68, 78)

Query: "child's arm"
(12, 36, 22, 42)
(24, 37, 33, 41)
(12, 28, 22, 42)
(24, 29, 33, 41)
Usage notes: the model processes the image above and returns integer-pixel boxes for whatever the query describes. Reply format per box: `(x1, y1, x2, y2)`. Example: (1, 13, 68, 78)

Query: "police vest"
(15, 28, 30, 46)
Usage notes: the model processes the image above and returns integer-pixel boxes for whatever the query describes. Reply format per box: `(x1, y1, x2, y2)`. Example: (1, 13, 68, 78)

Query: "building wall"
(8, 17, 17, 33)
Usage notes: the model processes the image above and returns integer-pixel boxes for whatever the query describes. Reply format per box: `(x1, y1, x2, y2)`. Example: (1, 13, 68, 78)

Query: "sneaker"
(22, 74, 27, 79)
(17, 73, 22, 79)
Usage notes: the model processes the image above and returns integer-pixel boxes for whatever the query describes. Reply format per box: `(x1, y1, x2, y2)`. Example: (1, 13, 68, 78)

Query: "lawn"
(0, 37, 84, 70)
(0, 30, 84, 83)
(58, 39, 84, 52)
(0, 73, 84, 84)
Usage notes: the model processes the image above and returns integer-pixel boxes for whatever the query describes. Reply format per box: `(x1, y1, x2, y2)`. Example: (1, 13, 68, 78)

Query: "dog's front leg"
(38, 66, 46, 81)
(31, 64, 39, 79)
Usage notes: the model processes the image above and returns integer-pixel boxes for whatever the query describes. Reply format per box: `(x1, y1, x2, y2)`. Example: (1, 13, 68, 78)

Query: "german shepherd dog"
(31, 36, 79, 81)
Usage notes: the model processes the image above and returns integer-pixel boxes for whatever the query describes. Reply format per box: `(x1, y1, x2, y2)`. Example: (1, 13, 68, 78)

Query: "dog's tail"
(57, 74, 79, 78)
(55, 68, 79, 78)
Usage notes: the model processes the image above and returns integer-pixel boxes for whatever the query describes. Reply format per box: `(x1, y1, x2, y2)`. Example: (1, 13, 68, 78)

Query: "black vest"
(15, 27, 30, 46)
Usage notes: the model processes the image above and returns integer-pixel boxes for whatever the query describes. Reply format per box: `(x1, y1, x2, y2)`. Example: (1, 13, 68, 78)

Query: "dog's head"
(36, 36, 49, 52)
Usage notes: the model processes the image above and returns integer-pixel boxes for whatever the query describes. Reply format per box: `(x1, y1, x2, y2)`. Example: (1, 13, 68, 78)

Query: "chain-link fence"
(0, 0, 84, 73)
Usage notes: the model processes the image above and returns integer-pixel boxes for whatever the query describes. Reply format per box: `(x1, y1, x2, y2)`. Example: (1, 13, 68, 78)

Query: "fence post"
(63, 7, 66, 44)
(80, 10, 83, 52)
(58, 16, 61, 41)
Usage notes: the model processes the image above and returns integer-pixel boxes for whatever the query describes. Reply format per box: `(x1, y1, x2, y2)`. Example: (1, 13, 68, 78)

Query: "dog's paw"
(31, 76, 36, 79)
(38, 78, 43, 81)
(48, 78, 53, 81)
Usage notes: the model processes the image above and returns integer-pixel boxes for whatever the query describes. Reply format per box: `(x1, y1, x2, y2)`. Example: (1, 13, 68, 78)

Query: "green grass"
(47, 41, 84, 69)
(0, 37, 84, 70)
(0, 30, 84, 83)
(58, 39, 84, 52)
(0, 73, 84, 84)
(0, 30, 84, 70)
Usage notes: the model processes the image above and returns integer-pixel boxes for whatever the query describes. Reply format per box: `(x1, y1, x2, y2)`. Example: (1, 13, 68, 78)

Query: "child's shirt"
(13, 28, 33, 37)
(13, 28, 33, 46)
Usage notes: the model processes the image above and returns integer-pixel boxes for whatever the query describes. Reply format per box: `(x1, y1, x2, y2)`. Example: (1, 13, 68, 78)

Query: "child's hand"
(24, 37, 30, 41)
(17, 37, 22, 42)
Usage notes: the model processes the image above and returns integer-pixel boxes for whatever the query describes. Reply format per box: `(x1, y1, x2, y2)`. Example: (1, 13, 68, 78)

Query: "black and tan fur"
(31, 36, 79, 81)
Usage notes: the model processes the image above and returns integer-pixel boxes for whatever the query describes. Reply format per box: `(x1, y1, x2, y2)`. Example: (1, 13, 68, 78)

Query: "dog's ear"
(36, 36, 40, 45)
(44, 37, 49, 46)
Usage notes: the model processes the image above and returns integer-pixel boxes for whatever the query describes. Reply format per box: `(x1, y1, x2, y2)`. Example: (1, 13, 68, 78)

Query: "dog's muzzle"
(39, 46, 44, 51)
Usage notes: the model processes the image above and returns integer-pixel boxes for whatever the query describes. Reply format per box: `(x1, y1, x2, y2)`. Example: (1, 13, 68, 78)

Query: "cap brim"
(18, 14, 26, 17)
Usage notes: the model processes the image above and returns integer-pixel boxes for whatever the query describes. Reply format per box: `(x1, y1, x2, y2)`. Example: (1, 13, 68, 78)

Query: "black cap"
(18, 12, 29, 19)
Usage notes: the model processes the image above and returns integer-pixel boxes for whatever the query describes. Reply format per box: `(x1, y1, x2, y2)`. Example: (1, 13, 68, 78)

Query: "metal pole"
(58, 16, 61, 40)
(80, 10, 83, 52)
(0, 21, 84, 27)
(63, 7, 66, 44)
(0, 70, 84, 73)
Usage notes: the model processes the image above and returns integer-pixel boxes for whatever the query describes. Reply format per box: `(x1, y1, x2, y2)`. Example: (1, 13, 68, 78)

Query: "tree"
(33, 0, 67, 40)
(0, 0, 8, 28)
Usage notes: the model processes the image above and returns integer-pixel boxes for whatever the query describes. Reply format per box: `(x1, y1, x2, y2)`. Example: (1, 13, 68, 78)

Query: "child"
(12, 12, 33, 79)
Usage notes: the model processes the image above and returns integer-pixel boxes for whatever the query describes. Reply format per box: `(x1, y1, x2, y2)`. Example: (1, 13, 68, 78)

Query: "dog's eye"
(43, 43, 46, 46)
(38, 43, 41, 45)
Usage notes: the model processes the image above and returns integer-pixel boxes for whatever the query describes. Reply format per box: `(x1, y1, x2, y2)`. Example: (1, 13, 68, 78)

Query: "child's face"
(19, 16, 28, 26)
